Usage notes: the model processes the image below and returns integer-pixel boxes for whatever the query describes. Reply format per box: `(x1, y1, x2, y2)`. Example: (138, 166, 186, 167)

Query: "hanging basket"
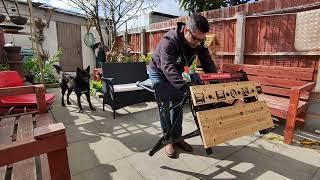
(84, 32, 96, 48)
(9, 15, 28, 25)
(0, 14, 5, 23)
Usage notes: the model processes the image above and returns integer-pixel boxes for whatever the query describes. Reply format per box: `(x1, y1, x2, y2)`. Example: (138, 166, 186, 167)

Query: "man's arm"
(160, 38, 189, 90)
(197, 45, 218, 73)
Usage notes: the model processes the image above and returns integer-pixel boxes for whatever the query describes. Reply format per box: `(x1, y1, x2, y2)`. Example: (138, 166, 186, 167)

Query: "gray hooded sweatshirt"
(149, 22, 217, 91)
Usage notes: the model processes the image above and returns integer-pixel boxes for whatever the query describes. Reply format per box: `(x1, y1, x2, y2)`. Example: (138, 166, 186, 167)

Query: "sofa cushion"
(113, 83, 144, 93)
(0, 71, 24, 88)
(0, 94, 56, 107)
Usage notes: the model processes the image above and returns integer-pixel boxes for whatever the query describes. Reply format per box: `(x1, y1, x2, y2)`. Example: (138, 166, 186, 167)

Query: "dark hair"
(187, 14, 210, 33)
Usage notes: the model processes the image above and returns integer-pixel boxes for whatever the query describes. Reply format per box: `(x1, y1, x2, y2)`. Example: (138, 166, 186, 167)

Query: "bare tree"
(62, 0, 147, 49)
(101, 0, 145, 46)
(62, 0, 106, 48)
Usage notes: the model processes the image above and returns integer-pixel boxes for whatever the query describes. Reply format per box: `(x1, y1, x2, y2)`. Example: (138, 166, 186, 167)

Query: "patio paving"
(47, 88, 320, 180)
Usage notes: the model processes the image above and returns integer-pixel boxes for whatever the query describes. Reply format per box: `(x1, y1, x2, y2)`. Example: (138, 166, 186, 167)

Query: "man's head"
(184, 14, 209, 48)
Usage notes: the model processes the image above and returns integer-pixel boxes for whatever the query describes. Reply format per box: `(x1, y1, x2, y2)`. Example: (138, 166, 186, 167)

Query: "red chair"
(0, 71, 55, 115)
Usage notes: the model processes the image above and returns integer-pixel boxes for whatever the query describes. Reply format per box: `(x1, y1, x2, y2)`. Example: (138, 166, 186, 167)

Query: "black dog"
(53, 65, 96, 112)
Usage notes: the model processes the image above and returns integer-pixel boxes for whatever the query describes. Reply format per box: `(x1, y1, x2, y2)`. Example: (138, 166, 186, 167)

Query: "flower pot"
(0, 14, 5, 23)
(10, 15, 28, 25)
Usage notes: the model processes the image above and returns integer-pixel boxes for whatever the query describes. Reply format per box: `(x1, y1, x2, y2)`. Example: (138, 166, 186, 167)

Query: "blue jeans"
(148, 69, 183, 139)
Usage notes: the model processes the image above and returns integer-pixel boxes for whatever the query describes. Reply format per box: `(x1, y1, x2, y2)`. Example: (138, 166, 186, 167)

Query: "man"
(148, 14, 217, 158)
(92, 42, 107, 67)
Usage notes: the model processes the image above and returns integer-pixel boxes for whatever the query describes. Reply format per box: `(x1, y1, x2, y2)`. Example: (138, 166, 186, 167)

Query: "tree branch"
(116, 1, 143, 28)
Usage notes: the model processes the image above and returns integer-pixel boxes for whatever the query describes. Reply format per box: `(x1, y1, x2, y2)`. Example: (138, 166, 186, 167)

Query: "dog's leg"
(61, 88, 66, 106)
(85, 92, 96, 111)
(76, 93, 83, 113)
(67, 88, 73, 105)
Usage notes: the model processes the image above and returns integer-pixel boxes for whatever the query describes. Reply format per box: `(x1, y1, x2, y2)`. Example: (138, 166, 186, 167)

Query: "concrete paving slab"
(126, 150, 211, 180)
(72, 158, 145, 180)
(312, 168, 320, 180)
(247, 134, 320, 167)
(187, 147, 317, 180)
(67, 135, 136, 175)
(46, 87, 320, 180)
(66, 122, 101, 143)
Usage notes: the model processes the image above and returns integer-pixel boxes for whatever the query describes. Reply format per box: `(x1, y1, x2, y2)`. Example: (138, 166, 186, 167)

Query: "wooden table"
(0, 113, 71, 180)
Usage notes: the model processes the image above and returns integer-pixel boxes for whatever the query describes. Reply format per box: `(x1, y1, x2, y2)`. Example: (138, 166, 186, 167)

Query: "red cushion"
(0, 94, 56, 107)
(0, 71, 24, 88)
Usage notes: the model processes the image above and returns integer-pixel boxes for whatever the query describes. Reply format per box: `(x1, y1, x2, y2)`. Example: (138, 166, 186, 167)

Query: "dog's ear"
(85, 66, 90, 73)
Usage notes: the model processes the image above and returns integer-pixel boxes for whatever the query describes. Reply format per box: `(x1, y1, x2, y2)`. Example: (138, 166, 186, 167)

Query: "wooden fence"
(116, 0, 320, 90)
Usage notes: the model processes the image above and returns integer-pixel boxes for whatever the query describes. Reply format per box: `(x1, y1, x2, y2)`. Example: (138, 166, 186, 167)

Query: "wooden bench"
(0, 85, 71, 180)
(222, 64, 316, 144)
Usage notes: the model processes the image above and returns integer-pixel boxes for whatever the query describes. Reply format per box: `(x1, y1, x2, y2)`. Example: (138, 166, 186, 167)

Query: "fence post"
(141, 29, 146, 55)
(234, 12, 246, 64)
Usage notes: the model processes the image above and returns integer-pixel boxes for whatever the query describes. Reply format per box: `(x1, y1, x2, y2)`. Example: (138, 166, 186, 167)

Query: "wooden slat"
(258, 17, 267, 52)
(245, 51, 320, 56)
(39, 155, 50, 180)
(247, 75, 307, 88)
(243, 66, 314, 81)
(35, 114, 54, 180)
(264, 17, 272, 52)
(0, 134, 67, 167)
(12, 115, 36, 180)
(222, 64, 314, 81)
(258, 94, 308, 116)
(258, 94, 307, 108)
(36, 114, 54, 180)
(0, 117, 15, 180)
(0, 111, 38, 119)
(196, 101, 273, 148)
(35, 114, 54, 127)
(190, 81, 260, 106)
(242, 64, 315, 72)
(34, 123, 65, 140)
(0, 86, 35, 97)
(261, 85, 309, 100)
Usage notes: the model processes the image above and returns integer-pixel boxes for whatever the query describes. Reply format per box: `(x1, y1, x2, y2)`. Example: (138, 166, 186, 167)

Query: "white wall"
(81, 26, 95, 74)
(43, 21, 59, 59)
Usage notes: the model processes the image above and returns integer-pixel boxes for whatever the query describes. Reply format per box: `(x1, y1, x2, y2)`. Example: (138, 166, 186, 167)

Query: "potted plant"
(0, 63, 9, 71)
(140, 53, 152, 73)
(90, 79, 103, 98)
(140, 53, 152, 64)
(0, 13, 5, 23)
(23, 49, 63, 86)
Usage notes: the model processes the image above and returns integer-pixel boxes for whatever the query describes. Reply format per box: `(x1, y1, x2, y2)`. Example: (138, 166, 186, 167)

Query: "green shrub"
(140, 54, 152, 63)
(0, 64, 9, 71)
(90, 80, 103, 95)
(23, 49, 63, 84)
